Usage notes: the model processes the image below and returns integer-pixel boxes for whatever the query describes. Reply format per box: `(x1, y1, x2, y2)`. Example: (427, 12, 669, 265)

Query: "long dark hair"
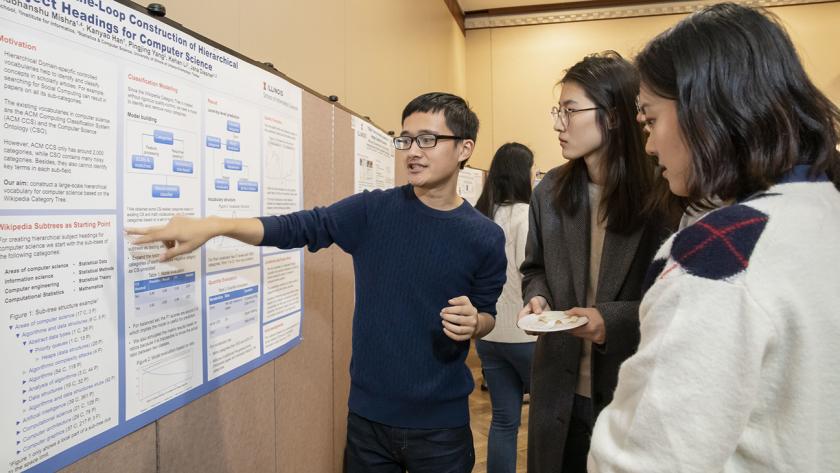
(636, 3, 840, 205)
(475, 142, 534, 219)
(552, 51, 661, 233)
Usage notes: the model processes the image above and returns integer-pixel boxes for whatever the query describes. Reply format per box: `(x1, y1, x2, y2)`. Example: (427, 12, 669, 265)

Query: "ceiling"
(457, 0, 583, 13)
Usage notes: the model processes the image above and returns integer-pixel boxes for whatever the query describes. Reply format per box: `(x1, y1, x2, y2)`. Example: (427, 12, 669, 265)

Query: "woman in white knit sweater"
(588, 4, 840, 472)
(474, 142, 536, 473)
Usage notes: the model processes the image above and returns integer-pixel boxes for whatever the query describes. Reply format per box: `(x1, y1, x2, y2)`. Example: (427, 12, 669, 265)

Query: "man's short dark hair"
(402, 93, 479, 169)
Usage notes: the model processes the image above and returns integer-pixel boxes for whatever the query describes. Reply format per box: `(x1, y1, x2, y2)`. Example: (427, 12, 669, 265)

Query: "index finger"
(564, 307, 588, 317)
(126, 226, 166, 245)
(125, 225, 156, 236)
(447, 295, 470, 306)
(441, 305, 474, 316)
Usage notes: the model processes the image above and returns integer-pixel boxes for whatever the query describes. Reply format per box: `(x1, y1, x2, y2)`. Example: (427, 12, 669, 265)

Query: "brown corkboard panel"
(331, 106, 356, 471)
(156, 363, 276, 473)
(59, 424, 156, 473)
(273, 91, 336, 473)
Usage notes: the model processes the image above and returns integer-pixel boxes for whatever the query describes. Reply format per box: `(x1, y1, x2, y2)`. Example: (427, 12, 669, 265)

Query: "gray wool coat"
(522, 167, 676, 473)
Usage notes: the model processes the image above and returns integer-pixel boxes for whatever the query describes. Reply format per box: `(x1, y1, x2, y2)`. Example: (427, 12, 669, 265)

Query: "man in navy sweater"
(128, 92, 507, 473)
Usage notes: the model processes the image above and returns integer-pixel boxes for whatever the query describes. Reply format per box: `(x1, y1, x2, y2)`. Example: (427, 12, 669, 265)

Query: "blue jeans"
(344, 412, 475, 473)
(476, 340, 536, 473)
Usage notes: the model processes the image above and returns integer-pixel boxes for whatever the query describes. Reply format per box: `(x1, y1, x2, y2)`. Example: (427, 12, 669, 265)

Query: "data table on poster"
(133, 273, 197, 314)
(0, 1, 306, 471)
(208, 286, 260, 338)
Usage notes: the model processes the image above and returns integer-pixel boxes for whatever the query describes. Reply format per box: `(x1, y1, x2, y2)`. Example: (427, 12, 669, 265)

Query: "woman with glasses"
(589, 4, 840, 472)
(519, 51, 677, 473)
(473, 142, 537, 473)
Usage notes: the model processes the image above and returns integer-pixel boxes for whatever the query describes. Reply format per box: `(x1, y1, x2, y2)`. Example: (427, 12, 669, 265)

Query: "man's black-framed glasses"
(550, 105, 600, 127)
(393, 134, 463, 150)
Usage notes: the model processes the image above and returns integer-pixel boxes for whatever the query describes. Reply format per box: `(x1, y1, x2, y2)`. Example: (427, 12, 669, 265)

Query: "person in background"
(519, 51, 678, 473)
(589, 4, 840, 472)
(474, 142, 538, 473)
(128, 92, 507, 473)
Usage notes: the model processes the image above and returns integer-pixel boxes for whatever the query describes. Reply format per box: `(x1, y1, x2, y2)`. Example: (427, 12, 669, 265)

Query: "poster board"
(351, 116, 394, 193)
(457, 166, 485, 206)
(0, 1, 310, 471)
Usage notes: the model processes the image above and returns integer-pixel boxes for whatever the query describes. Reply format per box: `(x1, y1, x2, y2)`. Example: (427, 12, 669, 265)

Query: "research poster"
(457, 167, 484, 206)
(1, 1, 304, 471)
(352, 116, 394, 193)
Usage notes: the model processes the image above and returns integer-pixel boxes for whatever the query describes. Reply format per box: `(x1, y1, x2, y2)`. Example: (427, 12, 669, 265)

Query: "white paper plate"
(517, 311, 589, 332)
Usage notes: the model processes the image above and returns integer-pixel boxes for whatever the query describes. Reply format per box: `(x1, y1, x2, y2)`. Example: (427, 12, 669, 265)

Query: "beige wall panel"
(331, 106, 356, 471)
(345, 0, 466, 142)
(157, 363, 276, 473)
(60, 424, 156, 473)
(163, 0, 241, 51)
(465, 28, 495, 170)
(467, 3, 840, 173)
(237, 0, 346, 101)
(449, 20, 469, 98)
(771, 3, 840, 105)
(427, 10, 469, 97)
(273, 92, 336, 473)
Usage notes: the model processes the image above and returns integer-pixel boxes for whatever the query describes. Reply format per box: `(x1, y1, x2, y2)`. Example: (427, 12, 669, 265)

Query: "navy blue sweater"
(259, 185, 506, 428)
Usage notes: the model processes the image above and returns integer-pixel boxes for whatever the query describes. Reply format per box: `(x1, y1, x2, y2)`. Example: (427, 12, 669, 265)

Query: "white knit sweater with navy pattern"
(589, 166, 840, 473)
